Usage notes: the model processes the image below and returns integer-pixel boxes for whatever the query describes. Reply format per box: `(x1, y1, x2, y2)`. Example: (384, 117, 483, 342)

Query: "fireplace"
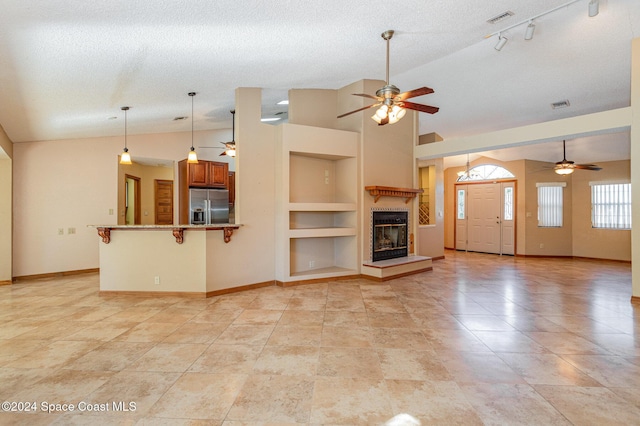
(372, 210, 408, 262)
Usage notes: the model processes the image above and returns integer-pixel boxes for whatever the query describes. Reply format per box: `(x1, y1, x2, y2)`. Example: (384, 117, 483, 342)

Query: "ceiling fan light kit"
(219, 110, 236, 157)
(337, 30, 439, 126)
(554, 139, 602, 175)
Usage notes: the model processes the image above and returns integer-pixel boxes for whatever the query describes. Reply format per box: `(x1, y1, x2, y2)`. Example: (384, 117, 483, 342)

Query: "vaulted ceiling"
(0, 0, 637, 166)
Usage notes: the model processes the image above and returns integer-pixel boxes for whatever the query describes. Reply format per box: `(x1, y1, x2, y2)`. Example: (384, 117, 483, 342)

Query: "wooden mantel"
(364, 186, 423, 204)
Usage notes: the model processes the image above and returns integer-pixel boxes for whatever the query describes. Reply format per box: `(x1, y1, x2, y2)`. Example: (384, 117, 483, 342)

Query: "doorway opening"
(125, 174, 141, 225)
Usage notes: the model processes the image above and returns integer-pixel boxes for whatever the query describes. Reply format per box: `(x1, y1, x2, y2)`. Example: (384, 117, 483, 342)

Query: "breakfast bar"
(91, 224, 249, 298)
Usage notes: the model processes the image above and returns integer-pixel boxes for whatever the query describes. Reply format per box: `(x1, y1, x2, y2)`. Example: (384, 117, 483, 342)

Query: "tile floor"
(0, 250, 639, 425)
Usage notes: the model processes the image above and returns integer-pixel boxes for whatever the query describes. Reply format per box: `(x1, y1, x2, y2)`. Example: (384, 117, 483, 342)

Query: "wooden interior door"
(155, 179, 174, 225)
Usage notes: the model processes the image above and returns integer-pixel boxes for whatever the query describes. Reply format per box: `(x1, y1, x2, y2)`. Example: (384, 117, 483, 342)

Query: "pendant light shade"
(187, 92, 198, 164)
(119, 106, 132, 165)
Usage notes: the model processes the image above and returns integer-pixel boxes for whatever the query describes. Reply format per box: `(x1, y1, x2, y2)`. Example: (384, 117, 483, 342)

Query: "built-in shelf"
(288, 203, 356, 212)
(277, 123, 359, 283)
(289, 227, 357, 238)
(365, 185, 424, 204)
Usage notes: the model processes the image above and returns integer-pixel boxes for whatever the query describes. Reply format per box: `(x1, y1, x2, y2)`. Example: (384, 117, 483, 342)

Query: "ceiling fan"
(337, 30, 439, 126)
(199, 110, 236, 157)
(554, 140, 602, 175)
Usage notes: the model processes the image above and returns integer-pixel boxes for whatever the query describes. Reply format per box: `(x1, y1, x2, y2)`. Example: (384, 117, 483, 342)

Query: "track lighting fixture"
(524, 21, 535, 40)
(187, 92, 198, 164)
(495, 34, 508, 51)
(486, 0, 598, 50)
(119, 106, 132, 165)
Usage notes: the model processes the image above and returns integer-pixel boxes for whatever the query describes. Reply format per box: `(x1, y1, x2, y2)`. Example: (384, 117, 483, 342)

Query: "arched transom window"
(456, 164, 515, 182)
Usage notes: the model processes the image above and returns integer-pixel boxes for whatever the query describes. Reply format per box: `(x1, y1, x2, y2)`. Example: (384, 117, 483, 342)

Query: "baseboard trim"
(206, 280, 275, 297)
(99, 290, 206, 298)
(13, 268, 100, 282)
(277, 274, 361, 288)
(431, 255, 445, 261)
(361, 267, 433, 282)
(516, 254, 631, 263)
(0, 280, 12, 286)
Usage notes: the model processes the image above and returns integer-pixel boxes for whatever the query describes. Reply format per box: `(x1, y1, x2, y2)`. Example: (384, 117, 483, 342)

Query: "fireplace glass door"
(372, 211, 408, 261)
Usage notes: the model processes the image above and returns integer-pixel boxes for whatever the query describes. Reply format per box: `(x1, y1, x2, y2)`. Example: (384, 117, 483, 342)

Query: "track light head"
(524, 21, 535, 40)
(588, 0, 599, 17)
(495, 34, 508, 51)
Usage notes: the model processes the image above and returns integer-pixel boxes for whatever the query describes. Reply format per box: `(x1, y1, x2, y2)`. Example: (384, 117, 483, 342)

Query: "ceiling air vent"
(487, 11, 514, 24)
(551, 100, 571, 109)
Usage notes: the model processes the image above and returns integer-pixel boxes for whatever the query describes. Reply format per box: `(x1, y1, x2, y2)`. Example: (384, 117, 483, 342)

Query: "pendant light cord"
(190, 93, 195, 150)
(121, 106, 129, 151)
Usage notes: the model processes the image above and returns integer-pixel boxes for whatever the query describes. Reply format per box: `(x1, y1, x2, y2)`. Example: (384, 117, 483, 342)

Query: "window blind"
(591, 183, 631, 229)
(537, 183, 564, 227)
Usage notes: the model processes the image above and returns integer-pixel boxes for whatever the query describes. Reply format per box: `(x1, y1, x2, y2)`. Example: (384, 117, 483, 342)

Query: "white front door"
(455, 181, 516, 255)
(467, 183, 501, 254)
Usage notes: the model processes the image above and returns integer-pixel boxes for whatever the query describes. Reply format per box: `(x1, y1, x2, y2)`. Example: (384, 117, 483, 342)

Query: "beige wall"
(12, 128, 233, 278)
(0, 125, 11, 282)
(572, 159, 631, 261)
(631, 38, 640, 297)
(524, 160, 573, 256)
(202, 87, 277, 292)
(418, 158, 444, 258)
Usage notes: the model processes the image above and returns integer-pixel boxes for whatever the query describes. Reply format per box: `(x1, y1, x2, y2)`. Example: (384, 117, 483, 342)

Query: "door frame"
(454, 179, 517, 255)
(124, 174, 141, 225)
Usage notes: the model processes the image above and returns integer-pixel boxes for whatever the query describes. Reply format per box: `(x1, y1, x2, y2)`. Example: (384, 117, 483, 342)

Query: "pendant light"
(119, 106, 132, 165)
(187, 92, 198, 163)
(457, 153, 471, 178)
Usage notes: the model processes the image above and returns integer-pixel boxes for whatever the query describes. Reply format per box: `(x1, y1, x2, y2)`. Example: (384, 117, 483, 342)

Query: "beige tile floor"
(0, 250, 639, 425)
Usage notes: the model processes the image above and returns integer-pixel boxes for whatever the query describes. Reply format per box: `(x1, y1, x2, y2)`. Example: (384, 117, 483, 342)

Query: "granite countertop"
(89, 224, 240, 229)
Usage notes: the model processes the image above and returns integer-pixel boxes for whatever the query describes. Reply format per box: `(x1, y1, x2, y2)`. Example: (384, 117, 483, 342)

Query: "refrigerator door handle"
(205, 199, 210, 225)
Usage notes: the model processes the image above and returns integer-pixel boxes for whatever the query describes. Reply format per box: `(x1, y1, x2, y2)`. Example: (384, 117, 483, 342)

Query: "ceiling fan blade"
(401, 101, 439, 114)
(352, 93, 380, 101)
(337, 103, 381, 118)
(397, 87, 434, 101)
(574, 164, 602, 171)
(219, 151, 227, 156)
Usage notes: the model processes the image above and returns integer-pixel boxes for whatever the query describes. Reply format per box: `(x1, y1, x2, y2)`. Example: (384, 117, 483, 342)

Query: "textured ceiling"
(0, 0, 638, 167)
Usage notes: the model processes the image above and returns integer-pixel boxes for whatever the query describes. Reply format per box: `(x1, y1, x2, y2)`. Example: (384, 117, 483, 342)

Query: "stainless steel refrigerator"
(189, 188, 229, 224)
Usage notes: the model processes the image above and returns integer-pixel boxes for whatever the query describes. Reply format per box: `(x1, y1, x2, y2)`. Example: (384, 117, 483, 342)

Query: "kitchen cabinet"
(178, 159, 230, 225)
(182, 160, 229, 188)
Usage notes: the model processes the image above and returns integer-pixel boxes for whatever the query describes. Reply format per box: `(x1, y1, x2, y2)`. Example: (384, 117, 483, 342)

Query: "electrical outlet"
(539, 243, 544, 249)
(309, 260, 315, 268)
(154, 276, 160, 285)
(68, 227, 75, 234)
(109, 208, 114, 215)
(58, 228, 64, 235)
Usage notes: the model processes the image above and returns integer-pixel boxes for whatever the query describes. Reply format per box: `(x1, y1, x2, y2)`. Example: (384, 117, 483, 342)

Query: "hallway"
(0, 251, 638, 424)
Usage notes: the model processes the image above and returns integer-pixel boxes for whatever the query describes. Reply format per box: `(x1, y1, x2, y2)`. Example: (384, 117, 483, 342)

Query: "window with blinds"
(537, 182, 565, 227)
(590, 182, 631, 229)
